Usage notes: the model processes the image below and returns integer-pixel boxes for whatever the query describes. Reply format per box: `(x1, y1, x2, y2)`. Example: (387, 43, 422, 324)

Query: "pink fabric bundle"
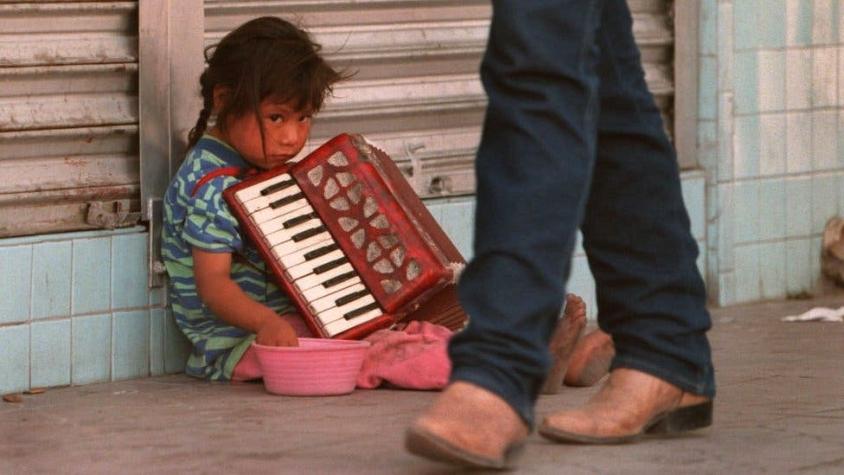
(356, 321, 453, 390)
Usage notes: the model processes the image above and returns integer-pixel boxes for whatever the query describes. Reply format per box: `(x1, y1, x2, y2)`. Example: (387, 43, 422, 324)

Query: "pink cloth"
(356, 321, 453, 390)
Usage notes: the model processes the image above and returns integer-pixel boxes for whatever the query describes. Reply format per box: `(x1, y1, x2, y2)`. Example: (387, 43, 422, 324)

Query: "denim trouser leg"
(584, 1, 715, 396)
(449, 0, 715, 427)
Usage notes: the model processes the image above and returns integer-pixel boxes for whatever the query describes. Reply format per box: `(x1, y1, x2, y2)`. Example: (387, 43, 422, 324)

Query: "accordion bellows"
(224, 133, 468, 339)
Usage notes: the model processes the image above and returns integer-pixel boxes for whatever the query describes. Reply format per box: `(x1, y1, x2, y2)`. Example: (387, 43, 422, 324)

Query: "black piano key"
(322, 271, 356, 289)
(313, 257, 348, 274)
(344, 302, 380, 320)
(260, 179, 295, 196)
(283, 212, 318, 229)
(291, 225, 326, 242)
(303, 243, 339, 261)
(335, 289, 369, 307)
(269, 192, 305, 209)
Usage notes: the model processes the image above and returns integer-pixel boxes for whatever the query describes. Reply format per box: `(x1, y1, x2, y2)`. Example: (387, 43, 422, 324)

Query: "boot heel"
(647, 400, 713, 434)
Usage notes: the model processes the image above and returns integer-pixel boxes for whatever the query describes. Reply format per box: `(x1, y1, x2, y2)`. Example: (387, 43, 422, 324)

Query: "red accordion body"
(223, 133, 468, 339)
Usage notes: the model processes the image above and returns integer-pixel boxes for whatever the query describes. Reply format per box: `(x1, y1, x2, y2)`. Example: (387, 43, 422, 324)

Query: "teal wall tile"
(734, 181, 760, 244)
(72, 237, 111, 315)
(734, 244, 761, 303)
(786, 0, 814, 46)
(718, 183, 736, 272)
(72, 313, 112, 385)
(149, 287, 165, 307)
(735, 51, 759, 114)
(810, 236, 823, 285)
(812, 110, 839, 171)
(0, 325, 29, 394)
(111, 234, 149, 310)
(700, 0, 718, 56)
(113, 310, 149, 381)
(31, 241, 72, 320)
(758, 0, 787, 48)
(734, 0, 759, 49)
(681, 174, 706, 241)
(150, 308, 165, 376)
(31, 319, 71, 388)
(759, 179, 787, 241)
(699, 57, 718, 121)
(437, 200, 475, 260)
(786, 49, 813, 110)
(758, 51, 786, 112)
(718, 271, 737, 306)
(786, 238, 814, 295)
(786, 177, 813, 237)
(812, 47, 838, 107)
(759, 242, 787, 299)
(812, 0, 837, 44)
(164, 310, 190, 374)
(759, 114, 787, 176)
(698, 120, 719, 170)
(811, 174, 840, 233)
(0, 245, 32, 325)
(786, 112, 813, 173)
(734, 115, 760, 178)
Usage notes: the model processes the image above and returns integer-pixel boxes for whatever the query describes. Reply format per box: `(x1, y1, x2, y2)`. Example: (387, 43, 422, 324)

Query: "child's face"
(220, 98, 312, 170)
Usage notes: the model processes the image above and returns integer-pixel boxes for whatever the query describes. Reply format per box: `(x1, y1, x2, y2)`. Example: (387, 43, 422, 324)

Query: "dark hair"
(187, 16, 348, 150)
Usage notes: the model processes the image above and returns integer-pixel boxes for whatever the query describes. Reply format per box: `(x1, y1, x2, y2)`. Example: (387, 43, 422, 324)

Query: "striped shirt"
(161, 135, 294, 380)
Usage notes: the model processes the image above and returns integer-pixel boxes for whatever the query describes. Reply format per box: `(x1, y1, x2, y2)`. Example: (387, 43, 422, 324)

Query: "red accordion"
(223, 133, 468, 339)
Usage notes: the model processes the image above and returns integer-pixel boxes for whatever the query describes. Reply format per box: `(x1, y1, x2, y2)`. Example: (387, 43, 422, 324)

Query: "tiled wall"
(0, 173, 706, 394)
(0, 227, 191, 395)
(700, 0, 844, 305)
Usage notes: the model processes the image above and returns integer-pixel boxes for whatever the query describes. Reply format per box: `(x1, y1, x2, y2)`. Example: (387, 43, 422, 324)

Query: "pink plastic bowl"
(252, 338, 371, 396)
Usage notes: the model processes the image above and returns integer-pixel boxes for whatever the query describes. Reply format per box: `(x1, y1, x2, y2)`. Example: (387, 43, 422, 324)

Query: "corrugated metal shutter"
(205, 0, 674, 200)
(0, 1, 139, 238)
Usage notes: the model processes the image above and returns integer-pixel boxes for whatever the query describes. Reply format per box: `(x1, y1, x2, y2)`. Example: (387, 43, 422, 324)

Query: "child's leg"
(232, 346, 262, 382)
(541, 294, 587, 394)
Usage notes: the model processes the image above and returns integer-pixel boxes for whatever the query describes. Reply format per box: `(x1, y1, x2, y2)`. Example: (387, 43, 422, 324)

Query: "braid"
(187, 71, 214, 150)
(187, 107, 211, 150)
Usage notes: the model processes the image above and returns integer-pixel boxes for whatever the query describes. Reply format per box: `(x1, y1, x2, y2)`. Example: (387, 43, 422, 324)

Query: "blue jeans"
(450, 0, 715, 427)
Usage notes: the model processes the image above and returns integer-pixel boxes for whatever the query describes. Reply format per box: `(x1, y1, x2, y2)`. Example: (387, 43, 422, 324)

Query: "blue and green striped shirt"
(161, 135, 293, 380)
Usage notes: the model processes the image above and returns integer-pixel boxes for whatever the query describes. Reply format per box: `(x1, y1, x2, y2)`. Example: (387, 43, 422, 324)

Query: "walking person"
(405, 0, 715, 469)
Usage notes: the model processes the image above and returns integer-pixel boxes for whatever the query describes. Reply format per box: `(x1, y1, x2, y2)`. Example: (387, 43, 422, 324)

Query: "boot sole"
(538, 400, 713, 445)
(405, 425, 525, 470)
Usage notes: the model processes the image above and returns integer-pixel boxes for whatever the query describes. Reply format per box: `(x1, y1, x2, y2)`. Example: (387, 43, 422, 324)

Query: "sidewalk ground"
(2, 294, 843, 474)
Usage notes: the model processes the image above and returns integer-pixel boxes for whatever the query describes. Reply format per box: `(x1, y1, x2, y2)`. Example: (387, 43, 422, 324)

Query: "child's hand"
(256, 317, 299, 347)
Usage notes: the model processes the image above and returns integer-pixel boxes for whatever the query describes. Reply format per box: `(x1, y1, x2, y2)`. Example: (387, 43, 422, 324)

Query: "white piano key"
(322, 307, 383, 337)
(241, 180, 301, 214)
(251, 196, 309, 224)
(285, 249, 345, 280)
(270, 230, 331, 258)
(294, 262, 355, 293)
(317, 294, 377, 326)
(264, 215, 323, 248)
(308, 282, 368, 314)
(234, 173, 293, 204)
(257, 204, 316, 236)
(278, 241, 336, 268)
(301, 274, 362, 302)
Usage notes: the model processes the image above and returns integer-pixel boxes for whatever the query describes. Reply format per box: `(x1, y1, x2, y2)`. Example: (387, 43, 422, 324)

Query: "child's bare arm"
(193, 247, 298, 346)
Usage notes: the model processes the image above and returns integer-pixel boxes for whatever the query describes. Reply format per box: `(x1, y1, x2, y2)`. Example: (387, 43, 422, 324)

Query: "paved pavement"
(2, 294, 844, 474)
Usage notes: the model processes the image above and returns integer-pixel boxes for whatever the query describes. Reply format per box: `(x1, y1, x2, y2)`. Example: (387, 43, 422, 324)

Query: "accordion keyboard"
(234, 172, 383, 336)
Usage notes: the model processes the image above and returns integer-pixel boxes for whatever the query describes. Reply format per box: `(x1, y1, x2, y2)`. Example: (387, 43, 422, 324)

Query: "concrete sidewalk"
(2, 295, 844, 474)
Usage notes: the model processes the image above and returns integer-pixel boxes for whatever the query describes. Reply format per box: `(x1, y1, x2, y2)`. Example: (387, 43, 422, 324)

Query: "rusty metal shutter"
(0, 1, 140, 238)
(205, 0, 675, 199)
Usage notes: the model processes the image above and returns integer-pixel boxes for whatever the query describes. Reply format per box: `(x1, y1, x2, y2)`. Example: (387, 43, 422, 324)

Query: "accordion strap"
(190, 166, 243, 197)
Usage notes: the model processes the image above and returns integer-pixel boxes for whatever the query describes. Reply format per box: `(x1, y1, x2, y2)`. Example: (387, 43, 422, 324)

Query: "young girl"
(161, 16, 347, 381)
(161, 15, 612, 388)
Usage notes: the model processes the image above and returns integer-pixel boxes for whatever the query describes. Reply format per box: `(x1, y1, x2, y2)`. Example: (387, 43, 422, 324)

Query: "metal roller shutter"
(204, 0, 675, 200)
(0, 1, 139, 238)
